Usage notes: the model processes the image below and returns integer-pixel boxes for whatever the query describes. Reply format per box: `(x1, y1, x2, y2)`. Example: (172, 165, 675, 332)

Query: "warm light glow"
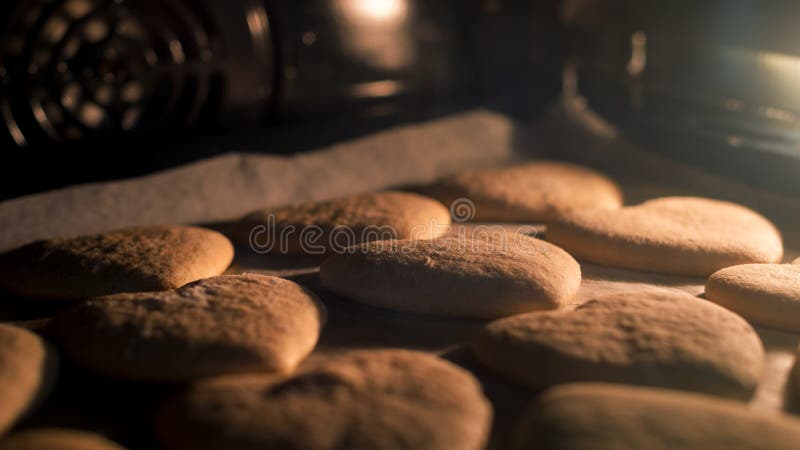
(626, 31, 647, 76)
(756, 50, 800, 86)
(339, 0, 408, 23)
(335, 0, 413, 70)
(350, 80, 404, 98)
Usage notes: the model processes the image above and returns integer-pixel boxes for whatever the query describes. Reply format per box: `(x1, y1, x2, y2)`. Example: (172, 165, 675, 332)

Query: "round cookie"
(424, 161, 622, 222)
(0, 225, 234, 300)
(48, 274, 325, 382)
(513, 383, 800, 450)
(547, 196, 783, 276)
(0, 429, 126, 450)
(0, 325, 57, 436)
(320, 234, 581, 319)
(157, 349, 492, 450)
(233, 191, 451, 255)
(472, 290, 764, 399)
(706, 264, 800, 332)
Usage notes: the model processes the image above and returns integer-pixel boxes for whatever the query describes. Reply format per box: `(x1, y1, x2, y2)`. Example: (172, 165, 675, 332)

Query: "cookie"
(0, 429, 126, 450)
(49, 274, 325, 382)
(512, 383, 800, 450)
(424, 161, 622, 222)
(320, 234, 581, 319)
(232, 191, 451, 255)
(0, 225, 234, 300)
(0, 325, 57, 436)
(705, 264, 800, 332)
(548, 196, 783, 276)
(472, 290, 763, 398)
(157, 349, 491, 450)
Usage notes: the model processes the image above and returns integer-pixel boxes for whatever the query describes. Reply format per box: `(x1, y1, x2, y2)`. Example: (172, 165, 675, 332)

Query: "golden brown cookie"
(232, 191, 451, 255)
(0, 225, 234, 300)
(512, 383, 800, 450)
(472, 290, 763, 399)
(157, 349, 492, 450)
(706, 264, 800, 332)
(424, 161, 622, 222)
(0, 429, 126, 450)
(548, 196, 783, 276)
(0, 325, 57, 437)
(320, 234, 581, 319)
(49, 274, 325, 382)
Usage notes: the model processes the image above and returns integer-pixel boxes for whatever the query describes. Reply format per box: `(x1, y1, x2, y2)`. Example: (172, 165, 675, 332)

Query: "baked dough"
(548, 196, 783, 276)
(512, 383, 800, 450)
(320, 234, 581, 319)
(0, 429, 126, 450)
(423, 161, 622, 222)
(232, 191, 451, 255)
(0, 225, 233, 300)
(49, 274, 325, 382)
(706, 263, 800, 332)
(0, 325, 57, 437)
(157, 349, 491, 450)
(472, 290, 763, 399)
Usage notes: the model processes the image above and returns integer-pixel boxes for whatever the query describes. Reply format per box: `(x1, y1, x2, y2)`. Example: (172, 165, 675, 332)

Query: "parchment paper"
(0, 110, 514, 252)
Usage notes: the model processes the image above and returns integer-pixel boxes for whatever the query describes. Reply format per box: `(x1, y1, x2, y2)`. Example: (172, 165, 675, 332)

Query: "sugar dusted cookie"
(233, 191, 451, 255)
(706, 263, 800, 332)
(512, 383, 800, 450)
(0, 429, 126, 450)
(157, 349, 491, 450)
(49, 274, 325, 382)
(424, 161, 622, 222)
(548, 196, 783, 276)
(0, 325, 57, 436)
(0, 225, 234, 300)
(472, 290, 763, 399)
(320, 234, 581, 319)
